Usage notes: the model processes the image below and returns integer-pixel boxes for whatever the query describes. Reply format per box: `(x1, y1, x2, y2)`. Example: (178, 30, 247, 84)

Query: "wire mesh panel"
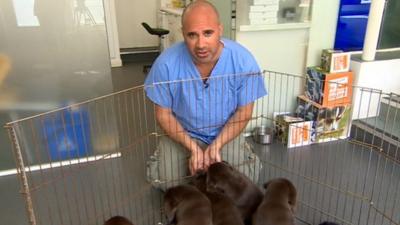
(4, 71, 400, 225)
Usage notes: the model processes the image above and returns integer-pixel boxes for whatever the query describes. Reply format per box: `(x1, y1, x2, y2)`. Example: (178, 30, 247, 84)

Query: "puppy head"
(263, 178, 293, 195)
(103, 216, 134, 225)
(263, 178, 297, 212)
(206, 162, 236, 194)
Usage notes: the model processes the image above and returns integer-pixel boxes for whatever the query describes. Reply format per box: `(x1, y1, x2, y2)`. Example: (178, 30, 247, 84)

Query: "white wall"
(351, 58, 400, 119)
(236, 0, 341, 75)
(237, 28, 309, 76)
(306, 0, 340, 67)
(114, 0, 159, 48)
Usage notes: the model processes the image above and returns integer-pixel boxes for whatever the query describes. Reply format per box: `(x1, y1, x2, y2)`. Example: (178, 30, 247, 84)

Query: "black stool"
(141, 23, 169, 73)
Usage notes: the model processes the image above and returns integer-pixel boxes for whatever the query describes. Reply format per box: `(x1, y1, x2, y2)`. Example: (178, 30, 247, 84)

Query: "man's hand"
(189, 146, 205, 175)
(204, 143, 222, 169)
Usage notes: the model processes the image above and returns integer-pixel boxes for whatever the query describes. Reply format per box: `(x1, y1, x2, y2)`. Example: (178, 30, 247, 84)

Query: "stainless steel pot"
(252, 126, 273, 145)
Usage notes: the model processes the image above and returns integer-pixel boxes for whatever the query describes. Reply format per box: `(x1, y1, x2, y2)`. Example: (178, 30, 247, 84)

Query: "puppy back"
(207, 192, 244, 225)
(164, 185, 212, 225)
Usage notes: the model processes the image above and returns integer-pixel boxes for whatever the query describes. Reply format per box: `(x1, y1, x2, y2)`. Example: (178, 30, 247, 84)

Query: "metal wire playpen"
(4, 70, 400, 225)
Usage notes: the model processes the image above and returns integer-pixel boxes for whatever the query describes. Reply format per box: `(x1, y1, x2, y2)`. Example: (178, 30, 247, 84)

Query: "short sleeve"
(144, 60, 173, 108)
(237, 54, 267, 106)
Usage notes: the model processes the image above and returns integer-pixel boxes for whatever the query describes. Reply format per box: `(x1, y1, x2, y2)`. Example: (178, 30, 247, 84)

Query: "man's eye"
(187, 33, 197, 39)
(204, 31, 214, 37)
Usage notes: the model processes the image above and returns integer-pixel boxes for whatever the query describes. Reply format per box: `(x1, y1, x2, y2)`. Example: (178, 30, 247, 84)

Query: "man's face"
(182, 7, 223, 65)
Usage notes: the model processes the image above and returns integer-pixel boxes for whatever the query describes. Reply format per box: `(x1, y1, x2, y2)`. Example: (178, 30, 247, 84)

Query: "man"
(144, 0, 267, 190)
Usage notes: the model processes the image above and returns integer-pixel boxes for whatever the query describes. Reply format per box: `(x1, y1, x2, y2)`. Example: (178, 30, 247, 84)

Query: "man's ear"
(219, 23, 223, 37)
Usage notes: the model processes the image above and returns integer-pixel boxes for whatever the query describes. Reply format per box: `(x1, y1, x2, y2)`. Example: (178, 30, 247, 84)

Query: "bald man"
(144, 0, 267, 190)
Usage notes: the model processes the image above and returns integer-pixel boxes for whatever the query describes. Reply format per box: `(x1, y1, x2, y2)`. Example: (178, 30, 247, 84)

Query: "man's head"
(181, 1, 223, 65)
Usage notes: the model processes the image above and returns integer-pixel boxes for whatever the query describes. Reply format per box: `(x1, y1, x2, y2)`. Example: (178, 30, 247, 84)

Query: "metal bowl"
(252, 126, 273, 145)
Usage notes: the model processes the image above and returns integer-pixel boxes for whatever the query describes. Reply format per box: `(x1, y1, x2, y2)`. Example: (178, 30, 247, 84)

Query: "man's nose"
(196, 35, 206, 48)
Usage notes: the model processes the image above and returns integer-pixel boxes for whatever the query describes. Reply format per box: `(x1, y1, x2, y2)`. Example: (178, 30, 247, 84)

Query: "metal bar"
(141, 85, 157, 224)
(4, 70, 400, 225)
(60, 108, 83, 225)
(123, 91, 135, 220)
(5, 124, 37, 225)
(29, 119, 55, 224)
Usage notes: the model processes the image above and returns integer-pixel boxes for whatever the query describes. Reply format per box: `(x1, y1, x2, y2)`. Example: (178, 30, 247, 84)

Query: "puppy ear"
(165, 207, 177, 225)
(164, 190, 179, 223)
(195, 170, 206, 177)
(194, 172, 207, 192)
(222, 161, 235, 171)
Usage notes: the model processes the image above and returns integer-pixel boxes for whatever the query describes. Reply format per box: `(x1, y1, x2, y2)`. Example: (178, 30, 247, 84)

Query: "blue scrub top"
(145, 39, 267, 144)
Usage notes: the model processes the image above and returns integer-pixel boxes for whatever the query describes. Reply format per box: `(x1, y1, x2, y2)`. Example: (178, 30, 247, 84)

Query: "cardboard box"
(275, 114, 313, 148)
(306, 67, 353, 107)
(296, 95, 351, 143)
(321, 49, 351, 73)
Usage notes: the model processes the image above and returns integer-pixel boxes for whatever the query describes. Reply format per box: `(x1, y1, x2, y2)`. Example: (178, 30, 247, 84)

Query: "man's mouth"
(196, 50, 209, 58)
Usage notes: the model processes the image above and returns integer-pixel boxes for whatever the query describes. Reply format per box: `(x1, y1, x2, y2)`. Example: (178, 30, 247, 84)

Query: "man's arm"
(155, 105, 204, 174)
(205, 102, 254, 164)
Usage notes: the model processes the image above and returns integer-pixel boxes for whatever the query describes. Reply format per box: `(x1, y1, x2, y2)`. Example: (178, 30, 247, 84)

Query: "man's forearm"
(212, 103, 254, 149)
(155, 105, 198, 152)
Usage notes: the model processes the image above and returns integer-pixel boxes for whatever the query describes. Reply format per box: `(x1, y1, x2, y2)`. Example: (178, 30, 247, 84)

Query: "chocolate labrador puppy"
(206, 162, 263, 224)
(192, 172, 244, 225)
(103, 216, 134, 225)
(164, 184, 213, 225)
(253, 178, 297, 225)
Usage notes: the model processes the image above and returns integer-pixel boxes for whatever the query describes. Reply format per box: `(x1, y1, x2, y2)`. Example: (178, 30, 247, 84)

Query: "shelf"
(239, 22, 311, 32)
(160, 7, 184, 16)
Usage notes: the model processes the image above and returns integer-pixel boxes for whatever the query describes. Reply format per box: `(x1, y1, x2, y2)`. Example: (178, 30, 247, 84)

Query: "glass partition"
(0, 0, 113, 171)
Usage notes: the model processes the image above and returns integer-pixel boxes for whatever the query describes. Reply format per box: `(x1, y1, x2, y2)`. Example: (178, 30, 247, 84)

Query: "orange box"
(306, 67, 353, 107)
